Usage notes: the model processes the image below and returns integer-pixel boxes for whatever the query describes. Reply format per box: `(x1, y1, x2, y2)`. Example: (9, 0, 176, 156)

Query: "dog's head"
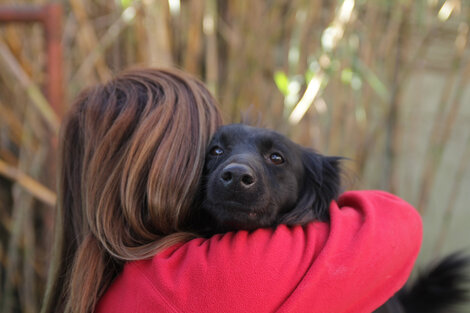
(199, 124, 342, 233)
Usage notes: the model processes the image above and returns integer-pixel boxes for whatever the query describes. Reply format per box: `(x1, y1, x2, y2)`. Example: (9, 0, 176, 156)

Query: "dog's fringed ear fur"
(279, 150, 342, 225)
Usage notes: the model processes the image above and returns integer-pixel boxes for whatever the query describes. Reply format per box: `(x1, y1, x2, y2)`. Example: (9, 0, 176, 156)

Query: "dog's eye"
(269, 153, 284, 164)
(209, 146, 224, 156)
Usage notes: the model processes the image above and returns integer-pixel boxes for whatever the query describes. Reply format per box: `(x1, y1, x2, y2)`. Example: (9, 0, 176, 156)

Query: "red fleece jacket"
(96, 190, 422, 313)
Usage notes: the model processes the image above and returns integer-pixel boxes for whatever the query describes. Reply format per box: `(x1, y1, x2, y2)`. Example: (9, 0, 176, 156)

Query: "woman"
(41, 68, 422, 313)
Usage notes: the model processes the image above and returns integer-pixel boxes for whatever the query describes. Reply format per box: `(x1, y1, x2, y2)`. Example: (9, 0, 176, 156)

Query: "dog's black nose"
(220, 163, 255, 188)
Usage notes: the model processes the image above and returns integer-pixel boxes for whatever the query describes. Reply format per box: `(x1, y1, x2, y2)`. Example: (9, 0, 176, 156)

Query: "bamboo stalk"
(0, 159, 56, 207)
(353, 2, 380, 177)
(1, 116, 50, 312)
(384, 5, 410, 193)
(134, 6, 148, 63)
(288, 0, 356, 125)
(0, 241, 3, 296)
(71, 4, 140, 86)
(297, 1, 322, 73)
(2, 183, 26, 313)
(417, 32, 469, 214)
(0, 37, 59, 133)
(143, 0, 173, 67)
(22, 192, 37, 313)
(69, 0, 112, 82)
(219, 0, 246, 118)
(4, 25, 34, 77)
(0, 101, 24, 147)
(204, 0, 218, 96)
(0, 200, 21, 313)
(184, 0, 204, 74)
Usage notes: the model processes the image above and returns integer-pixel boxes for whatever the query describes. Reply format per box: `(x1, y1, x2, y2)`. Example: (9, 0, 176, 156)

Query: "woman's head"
(42, 68, 222, 313)
(65, 68, 221, 258)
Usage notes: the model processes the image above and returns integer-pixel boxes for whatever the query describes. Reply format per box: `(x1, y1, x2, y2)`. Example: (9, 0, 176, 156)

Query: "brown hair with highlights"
(41, 68, 222, 313)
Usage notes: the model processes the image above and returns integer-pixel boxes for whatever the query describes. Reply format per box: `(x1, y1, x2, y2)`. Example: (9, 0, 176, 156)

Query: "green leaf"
(120, 0, 133, 9)
(356, 60, 390, 100)
(341, 68, 353, 85)
(305, 69, 315, 83)
(274, 71, 289, 96)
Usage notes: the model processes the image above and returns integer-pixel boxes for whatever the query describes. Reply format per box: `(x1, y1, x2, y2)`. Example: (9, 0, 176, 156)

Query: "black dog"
(199, 124, 341, 233)
(195, 124, 469, 313)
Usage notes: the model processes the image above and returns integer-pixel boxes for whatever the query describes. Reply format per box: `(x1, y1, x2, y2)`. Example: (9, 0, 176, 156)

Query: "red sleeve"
(114, 190, 423, 313)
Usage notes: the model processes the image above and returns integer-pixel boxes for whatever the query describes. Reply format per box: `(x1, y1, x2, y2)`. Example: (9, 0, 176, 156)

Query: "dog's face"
(199, 124, 341, 233)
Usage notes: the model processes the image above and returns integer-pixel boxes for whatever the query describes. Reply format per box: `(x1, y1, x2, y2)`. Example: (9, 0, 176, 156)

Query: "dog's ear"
(304, 151, 342, 221)
(315, 154, 342, 209)
(280, 150, 342, 225)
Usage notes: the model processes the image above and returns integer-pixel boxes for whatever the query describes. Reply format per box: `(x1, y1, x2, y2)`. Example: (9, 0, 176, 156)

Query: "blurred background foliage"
(0, 0, 469, 311)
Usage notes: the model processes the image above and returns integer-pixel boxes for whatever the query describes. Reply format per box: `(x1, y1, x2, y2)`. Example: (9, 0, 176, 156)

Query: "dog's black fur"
(391, 251, 470, 313)
(198, 124, 341, 233)
(194, 124, 469, 313)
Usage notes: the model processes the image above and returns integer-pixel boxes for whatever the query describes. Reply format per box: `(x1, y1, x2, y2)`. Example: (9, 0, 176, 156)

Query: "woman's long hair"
(41, 68, 223, 313)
